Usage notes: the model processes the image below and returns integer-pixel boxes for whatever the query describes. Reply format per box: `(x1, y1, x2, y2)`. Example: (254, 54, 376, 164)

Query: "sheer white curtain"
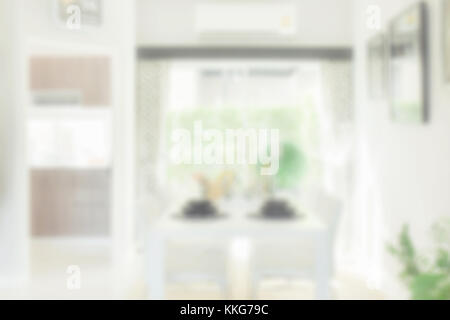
(136, 60, 170, 248)
(317, 60, 372, 276)
(318, 60, 384, 286)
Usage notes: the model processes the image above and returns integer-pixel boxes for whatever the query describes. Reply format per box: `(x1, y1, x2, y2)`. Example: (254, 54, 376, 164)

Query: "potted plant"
(388, 219, 450, 300)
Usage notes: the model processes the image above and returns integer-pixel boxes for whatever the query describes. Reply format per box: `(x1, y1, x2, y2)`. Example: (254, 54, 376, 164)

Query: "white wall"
(0, 0, 28, 284)
(353, 0, 450, 297)
(136, 0, 353, 47)
(0, 0, 136, 291)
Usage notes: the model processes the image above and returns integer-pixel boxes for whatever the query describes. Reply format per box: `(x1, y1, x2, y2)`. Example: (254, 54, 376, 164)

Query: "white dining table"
(146, 202, 332, 299)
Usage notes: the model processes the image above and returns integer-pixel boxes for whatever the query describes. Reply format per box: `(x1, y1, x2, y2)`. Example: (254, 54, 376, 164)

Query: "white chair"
(250, 190, 342, 299)
(165, 238, 230, 299)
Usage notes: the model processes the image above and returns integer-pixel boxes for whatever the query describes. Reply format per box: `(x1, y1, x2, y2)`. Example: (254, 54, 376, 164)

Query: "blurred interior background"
(0, 0, 450, 300)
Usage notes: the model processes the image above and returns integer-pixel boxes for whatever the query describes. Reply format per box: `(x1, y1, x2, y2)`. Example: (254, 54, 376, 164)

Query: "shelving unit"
(26, 52, 113, 237)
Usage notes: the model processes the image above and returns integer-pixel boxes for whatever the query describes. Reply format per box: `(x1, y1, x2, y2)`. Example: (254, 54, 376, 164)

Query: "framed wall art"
(389, 2, 428, 123)
(443, 0, 450, 81)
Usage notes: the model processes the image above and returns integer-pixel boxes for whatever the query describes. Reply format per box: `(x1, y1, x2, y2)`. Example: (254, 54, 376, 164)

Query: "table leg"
(148, 231, 165, 299)
(315, 231, 331, 299)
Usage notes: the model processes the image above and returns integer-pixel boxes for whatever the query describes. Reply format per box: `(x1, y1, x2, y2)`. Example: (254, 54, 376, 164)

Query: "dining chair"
(249, 190, 342, 299)
(165, 238, 230, 298)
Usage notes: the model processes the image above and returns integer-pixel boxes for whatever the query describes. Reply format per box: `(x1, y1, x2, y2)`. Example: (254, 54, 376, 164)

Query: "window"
(162, 61, 323, 197)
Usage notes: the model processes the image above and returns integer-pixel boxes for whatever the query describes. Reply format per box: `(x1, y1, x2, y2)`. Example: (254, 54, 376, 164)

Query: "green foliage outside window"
(165, 103, 321, 192)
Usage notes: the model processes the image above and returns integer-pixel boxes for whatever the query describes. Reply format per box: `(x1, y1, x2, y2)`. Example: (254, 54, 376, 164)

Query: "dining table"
(146, 199, 332, 299)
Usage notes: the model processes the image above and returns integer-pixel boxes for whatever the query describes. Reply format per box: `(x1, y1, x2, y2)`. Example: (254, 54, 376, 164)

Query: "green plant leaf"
(410, 274, 447, 300)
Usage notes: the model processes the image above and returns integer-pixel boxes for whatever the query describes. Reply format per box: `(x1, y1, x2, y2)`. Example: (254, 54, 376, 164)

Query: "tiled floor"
(0, 240, 385, 300)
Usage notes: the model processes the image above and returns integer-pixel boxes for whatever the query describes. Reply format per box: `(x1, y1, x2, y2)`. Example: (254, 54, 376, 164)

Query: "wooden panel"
(31, 169, 110, 236)
(30, 56, 111, 106)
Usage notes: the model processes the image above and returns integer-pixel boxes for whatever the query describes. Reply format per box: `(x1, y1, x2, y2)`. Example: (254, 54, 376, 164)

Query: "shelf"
(27, 106, 112, 119)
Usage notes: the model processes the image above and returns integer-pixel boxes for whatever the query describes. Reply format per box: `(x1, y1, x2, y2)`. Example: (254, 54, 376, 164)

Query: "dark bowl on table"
(182, 199, 218, 218)
(260, 199, 296, 219)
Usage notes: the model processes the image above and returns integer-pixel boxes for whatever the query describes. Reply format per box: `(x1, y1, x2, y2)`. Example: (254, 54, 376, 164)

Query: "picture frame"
(443, 0, 450, 81)
(389, 2, 428, 123)
(367, 33, 388, 100)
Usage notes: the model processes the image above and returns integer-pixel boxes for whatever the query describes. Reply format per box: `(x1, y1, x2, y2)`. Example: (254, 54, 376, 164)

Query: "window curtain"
(136, 60, 169, 246)
(318, 60, 365, 274)
(318, 60, 383, 285)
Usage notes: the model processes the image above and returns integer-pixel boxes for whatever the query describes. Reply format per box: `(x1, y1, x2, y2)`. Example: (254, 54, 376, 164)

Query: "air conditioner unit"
(195, 3, 297, 38)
